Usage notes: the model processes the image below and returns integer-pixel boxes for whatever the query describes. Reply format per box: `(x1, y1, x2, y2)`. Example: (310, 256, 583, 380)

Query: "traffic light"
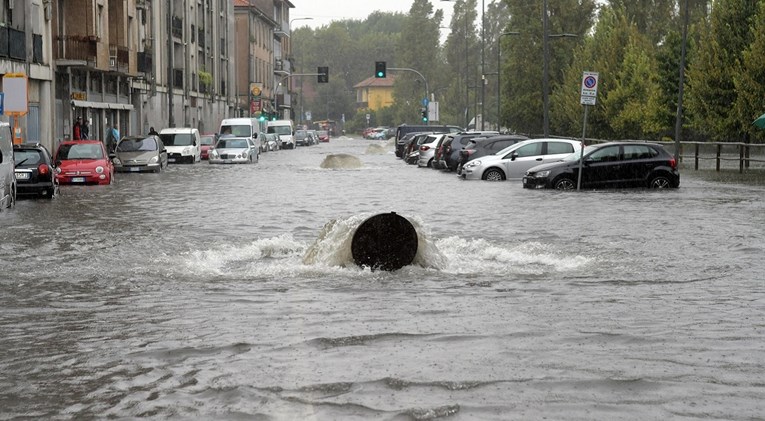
(375, 61, 386, 78)
(258, 113, 266, 122)
(317, 66, 329, 83)
(421, 108, 428, 122)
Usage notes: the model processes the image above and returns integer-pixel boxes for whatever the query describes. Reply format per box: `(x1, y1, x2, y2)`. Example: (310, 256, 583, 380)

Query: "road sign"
(422, 97, 429, 107)
(580, 71, 599, 105)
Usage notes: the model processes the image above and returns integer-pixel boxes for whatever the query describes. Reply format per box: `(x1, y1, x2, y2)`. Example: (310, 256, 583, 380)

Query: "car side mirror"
(510, 152, 518, 161)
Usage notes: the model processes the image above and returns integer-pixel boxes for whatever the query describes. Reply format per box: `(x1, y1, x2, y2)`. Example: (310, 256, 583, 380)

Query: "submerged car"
(13, 143, 59, 198)
(209, 136, 259, 164)
(461, 138, 581, 181)
(523, 142, 680, 190)
(54, 140, 114, 185)
(200, 134, 216, 160)
(112, 135, 168, 173)
(317, 130, 330, 142)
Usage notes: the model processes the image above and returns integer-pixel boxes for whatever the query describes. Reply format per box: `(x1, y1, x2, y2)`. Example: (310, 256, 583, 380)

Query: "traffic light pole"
(388, 67, 429, 125)
(274, 72, 326, 120)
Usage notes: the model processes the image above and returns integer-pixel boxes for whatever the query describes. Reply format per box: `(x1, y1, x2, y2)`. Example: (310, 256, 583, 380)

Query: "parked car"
(13, 143, 58, 199)
(461, 138, 581, 181)
(440, 132, 500, 171)
(404, 133, 435, 165)
(112, 135, 168, 173)
(394, 124, 463, 157)
(0, 121, 15, 208)
(54, 140, 114, 185)
(307, 130, 319, 145)
(209, 136, 260, 164)
(457, 134, 529, 174)
(317, 130, 330, 142)
(159, 127, 201, 163)
(200, 134, 216, 160)
(263, 133, 281, 151)
(294, 129, 310, 147)
(522, 142, 680, 190)
(417, 134, 445, 168)
(268, 120, 295, 149)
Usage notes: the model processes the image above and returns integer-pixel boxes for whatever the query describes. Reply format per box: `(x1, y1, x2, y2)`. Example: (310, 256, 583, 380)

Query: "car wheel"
(483, 168, 505, 181)
(649, 175, 672, 189)
(554, 177, 575, 190)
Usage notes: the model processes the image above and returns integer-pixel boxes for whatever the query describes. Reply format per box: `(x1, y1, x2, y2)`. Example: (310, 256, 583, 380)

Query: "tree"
(392, 0, 444, 124)
(734, 1, 765, 142)
(686, 0, 759, 141)
(442, 0, 479, 127)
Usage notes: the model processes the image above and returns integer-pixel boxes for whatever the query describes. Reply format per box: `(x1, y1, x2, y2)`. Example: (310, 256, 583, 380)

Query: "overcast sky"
(288, 0, 457, 29)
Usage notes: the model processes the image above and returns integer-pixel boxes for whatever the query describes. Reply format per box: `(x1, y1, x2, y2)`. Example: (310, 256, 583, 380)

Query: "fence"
(676, 142, 765, 173)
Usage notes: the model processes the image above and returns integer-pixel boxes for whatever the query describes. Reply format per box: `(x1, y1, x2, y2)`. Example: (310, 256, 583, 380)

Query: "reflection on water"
(1, 138, 764, 419)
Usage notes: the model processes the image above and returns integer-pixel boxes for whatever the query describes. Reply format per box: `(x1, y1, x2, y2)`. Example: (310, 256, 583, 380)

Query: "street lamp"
(542, 0, 577, 136)
(497, 31, 519, 132)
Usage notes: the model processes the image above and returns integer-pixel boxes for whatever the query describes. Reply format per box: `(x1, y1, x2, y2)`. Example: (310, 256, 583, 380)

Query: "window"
(547, 142, 575, 155)
(623, 144, 657, 160)
(512, 142, 542, 158)
(588, 146, 621, 162)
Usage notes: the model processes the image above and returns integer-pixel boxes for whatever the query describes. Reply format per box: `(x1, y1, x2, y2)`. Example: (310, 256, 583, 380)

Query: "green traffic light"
(376, 71, 383, 77)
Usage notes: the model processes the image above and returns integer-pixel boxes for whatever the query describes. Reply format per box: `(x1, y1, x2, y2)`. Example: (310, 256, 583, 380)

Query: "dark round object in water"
(351, 212, 418, 271)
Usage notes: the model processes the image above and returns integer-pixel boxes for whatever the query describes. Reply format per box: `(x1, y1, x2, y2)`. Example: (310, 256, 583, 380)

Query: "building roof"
(353, 76, 396, 89)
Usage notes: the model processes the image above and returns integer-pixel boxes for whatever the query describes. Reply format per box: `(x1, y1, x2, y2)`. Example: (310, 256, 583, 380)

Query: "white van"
(0, 122, 15, 208)
(158, 127, 201, 164)
(219, 117, 259, 139)
(267, 120, 295, 149)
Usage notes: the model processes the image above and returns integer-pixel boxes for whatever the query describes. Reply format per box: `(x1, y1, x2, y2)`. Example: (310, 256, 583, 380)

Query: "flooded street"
(1, 137, 764, 419)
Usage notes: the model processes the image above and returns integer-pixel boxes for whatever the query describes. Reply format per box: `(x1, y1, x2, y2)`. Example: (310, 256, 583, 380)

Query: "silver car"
(209, 136, 260, 164)
(417, 134, 445, 168)
(112, 135, 168, 173)
(461, 138, 582, 181)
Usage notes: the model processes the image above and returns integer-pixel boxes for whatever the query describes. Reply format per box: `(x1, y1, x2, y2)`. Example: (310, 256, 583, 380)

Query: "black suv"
(523, 142, 680, 189)
(440, 133, 497, 171)
(13, 143, 58, 199)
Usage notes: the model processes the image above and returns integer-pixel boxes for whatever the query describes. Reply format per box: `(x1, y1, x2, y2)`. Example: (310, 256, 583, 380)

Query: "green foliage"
(734, 0, 765, 142)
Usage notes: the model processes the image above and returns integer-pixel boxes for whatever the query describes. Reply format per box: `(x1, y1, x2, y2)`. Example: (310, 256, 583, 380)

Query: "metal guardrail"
(676, 142, 765, 173)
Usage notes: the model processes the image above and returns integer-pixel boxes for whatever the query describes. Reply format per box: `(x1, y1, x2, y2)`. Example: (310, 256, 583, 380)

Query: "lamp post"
(290, 17, 313, 126)
(497, 31, 519, 132)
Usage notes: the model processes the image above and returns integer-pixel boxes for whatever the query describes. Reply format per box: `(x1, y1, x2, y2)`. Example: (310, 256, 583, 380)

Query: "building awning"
(72, 100, 134, 110)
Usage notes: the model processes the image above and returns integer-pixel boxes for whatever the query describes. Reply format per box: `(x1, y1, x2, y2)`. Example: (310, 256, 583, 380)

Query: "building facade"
(2, 0, 296, 149)
(0, 0, 55, 151)
(354, 75, 395, 111)
(233, 0, 293, 125)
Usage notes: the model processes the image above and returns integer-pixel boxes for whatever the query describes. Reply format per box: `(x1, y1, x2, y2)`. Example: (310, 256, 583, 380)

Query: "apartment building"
(233, 0, 293, 124)
(0, 0, 55, 151)
(52, 0, 235, 143)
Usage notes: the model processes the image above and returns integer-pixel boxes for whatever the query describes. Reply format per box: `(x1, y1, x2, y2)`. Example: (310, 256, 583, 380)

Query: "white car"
(417, 134, 445, 168)
(159, 127, 202, 164)
(461, 138, 582, 181)
(209, 136, 260, 164)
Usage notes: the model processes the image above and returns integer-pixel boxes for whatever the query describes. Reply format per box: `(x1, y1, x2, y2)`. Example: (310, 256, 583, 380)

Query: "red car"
(54, 140, 114, 185)
(317, 130, 330, 142)
(200, 134, 216, 160)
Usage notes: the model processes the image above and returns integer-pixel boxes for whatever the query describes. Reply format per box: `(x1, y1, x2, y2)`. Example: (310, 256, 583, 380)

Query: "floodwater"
(1, 137, 763, 420)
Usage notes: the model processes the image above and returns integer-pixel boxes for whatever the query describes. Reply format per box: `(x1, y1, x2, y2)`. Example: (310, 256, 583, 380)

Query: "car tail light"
(669, 157, 677, 169)
(38, 163, 50, 175)
(420, 145, 430, 151)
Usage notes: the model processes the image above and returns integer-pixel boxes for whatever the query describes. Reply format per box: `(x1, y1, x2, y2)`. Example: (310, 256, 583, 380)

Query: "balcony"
(274, 58, 290, 75)
(54, 35, 97, 65)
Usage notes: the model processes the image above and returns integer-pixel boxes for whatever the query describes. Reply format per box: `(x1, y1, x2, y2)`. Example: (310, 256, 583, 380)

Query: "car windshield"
(160, 133, 193, 146)
(57, 143, 104, 160)
(201, 136, 215, 146)
(216, 138, 249, 149)
(14, 150, 43, 166)
(117, 137, 158, 152)
(268, 126, 292, 135)
(220, 125, 252, 137)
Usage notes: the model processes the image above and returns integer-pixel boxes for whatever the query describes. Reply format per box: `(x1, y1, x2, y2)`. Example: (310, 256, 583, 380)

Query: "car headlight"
(237, 153, 244, 159)
(149, 155, 159, 163)
(183, 146, 191, 155)
(55, 166, 61, 174)
(536, 170, 550, 177)
(95, 166, 104, 174)
(210, 150, 218, 158)
(466, 160, 481, 168)
(112, 157, 122, 165)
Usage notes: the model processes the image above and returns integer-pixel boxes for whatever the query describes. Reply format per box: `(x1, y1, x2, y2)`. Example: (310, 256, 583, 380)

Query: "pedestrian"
(148, 126, 159, 136)
(105, 124, 120, 153)
(81, 119, 90, 140)
(73, 117, 82, 140)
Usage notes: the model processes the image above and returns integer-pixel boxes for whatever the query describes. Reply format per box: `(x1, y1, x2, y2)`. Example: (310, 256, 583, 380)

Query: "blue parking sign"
(0, 92, 4, 114)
